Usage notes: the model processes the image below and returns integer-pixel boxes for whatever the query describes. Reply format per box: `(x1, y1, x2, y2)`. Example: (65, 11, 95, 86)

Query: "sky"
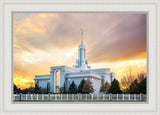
(13, 13, 147, 89)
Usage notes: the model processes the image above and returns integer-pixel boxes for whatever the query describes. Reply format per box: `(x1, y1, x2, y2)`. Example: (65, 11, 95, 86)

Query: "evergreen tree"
(135, 77, 146, 94)
(35, 81, 41, 93)
(60, 82, 66, 93)
(82, 79, 94, 94)
(47, 82, 50, 93)
(78, 79, 85, 93)
(14, 84, 18, 94)
(14, 84, 21, 94)
(129, 79, 138, 94)
(63, 82, 66, 93)
(108, 79, 122, 94)
(69, 81, 77, 93)
(60, 87, 64, 93)
(100, 81, 111, 93)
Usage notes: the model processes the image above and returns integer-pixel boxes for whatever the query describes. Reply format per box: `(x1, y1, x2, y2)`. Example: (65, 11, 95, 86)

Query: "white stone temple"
(34, 29, 115, 94)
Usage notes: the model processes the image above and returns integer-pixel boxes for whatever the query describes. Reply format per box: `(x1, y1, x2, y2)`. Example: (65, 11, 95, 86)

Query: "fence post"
(13, 94, 15, 100)
(97, 94, 99, 100)
(48, 93, 50, 101)
(26, 94, 28, 100)
(123, 94, 124, 101)
(110, 93, 112, 101)
(31, 94, 33, 100)
(67, 94, 68, 101)
(117, 94, 118, 101)
(85, 94, 87, 101)
(19, 93, 21, 101)
(91, 94, 93, 100)
(42, 94, 44, 100)
(61, 94, 62, 101)
(103, 94, 105, 100)
(140, 93, 142, 101)
(134, 94, 136, 101)
(55, 94, 57, 101)
(37, 94, 38, 100)
(128, 94, 130, 100)
(109, 93, 112, 101)
(72, 94, 74, 100)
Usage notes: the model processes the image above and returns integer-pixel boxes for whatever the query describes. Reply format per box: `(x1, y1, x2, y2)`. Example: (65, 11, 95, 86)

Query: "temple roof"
(66, 71, 101, 80)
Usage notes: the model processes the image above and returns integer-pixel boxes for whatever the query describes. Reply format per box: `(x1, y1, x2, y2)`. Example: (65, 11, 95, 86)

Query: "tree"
(60, 82, 66, 94)
(60, 87, 64, 93)
(14, 84, 18, 94)
(14, 84, 21, 94)
(109, 79, 122, 94)
(63, 82, 66, 93)
(129, 79, 138, 94)
(78, 79, 85, 93)
(135, 77, 146, 94)
(69, 81, 77, 93)
(28, 83, 35, 93)
(82, 79, 94, 94)
(35, 81, 41, 93)
(39, 88, 48, 94)
(137, 73, 146, 83)
(121, 72, 146, 92)
(120, 75, 135, 91)
(121, 73, 146, 93)
(100, 81, 111, 93)
(47, 82, 50, 93)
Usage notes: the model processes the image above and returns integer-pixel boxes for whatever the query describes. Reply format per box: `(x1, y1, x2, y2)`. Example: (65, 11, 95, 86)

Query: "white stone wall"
(92, 78, 101, 94)
(85, 68, 113, 84)
(36, 66, 115, 94)
(69, 78, 83, 89)
(68, 77, 101, 94)
(59, 71, 66, 88)
(105, 74, 112, 84)
(38, 79, 49, 89)
(50, 66, 80, 93)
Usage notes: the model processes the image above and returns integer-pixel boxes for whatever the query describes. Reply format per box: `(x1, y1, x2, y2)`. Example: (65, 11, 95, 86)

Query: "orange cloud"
(90, 58, 146, 81)
(14, 72, 35, 89)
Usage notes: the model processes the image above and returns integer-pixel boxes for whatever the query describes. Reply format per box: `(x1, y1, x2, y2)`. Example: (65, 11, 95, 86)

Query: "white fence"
(13, 94, 146, 101)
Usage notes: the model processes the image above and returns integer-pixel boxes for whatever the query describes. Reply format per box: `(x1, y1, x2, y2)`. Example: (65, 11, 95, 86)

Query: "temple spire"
(81, 29, 83, 44)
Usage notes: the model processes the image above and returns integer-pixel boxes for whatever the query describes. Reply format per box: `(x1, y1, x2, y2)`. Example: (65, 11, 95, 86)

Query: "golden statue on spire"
(81, 28, 83, 34)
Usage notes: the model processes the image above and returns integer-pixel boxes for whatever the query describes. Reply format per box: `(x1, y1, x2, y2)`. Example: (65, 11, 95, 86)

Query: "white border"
(0, 0, 159, 115)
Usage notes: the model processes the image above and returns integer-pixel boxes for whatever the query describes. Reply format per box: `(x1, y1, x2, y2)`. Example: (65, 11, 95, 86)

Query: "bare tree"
(120, 75, 135, 90)
(120, 72, 146, 93)
(82, 79, 94, 94)
(137, 73, 146, 83)
(120, 67, 136, 90)
(100, 81, 111, 93)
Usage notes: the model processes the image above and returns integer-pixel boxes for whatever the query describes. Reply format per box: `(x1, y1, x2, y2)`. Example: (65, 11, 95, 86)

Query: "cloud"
(14, 13, 146, 63)
(85, 14, 146, 63)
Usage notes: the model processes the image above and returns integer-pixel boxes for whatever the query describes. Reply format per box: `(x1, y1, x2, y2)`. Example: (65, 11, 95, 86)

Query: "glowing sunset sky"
(13, 13, 147, 89)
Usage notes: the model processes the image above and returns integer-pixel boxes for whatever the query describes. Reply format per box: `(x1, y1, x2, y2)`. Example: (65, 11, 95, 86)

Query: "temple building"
(34, 29, 115, 94)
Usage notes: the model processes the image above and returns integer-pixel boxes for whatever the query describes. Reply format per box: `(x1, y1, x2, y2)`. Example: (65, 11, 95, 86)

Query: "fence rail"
(13, 93, 146, 101)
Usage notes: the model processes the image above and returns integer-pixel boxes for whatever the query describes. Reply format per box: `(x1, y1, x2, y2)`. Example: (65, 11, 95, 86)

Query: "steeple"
(72, 29, 91, 70)
(81, 28, 83, 44)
